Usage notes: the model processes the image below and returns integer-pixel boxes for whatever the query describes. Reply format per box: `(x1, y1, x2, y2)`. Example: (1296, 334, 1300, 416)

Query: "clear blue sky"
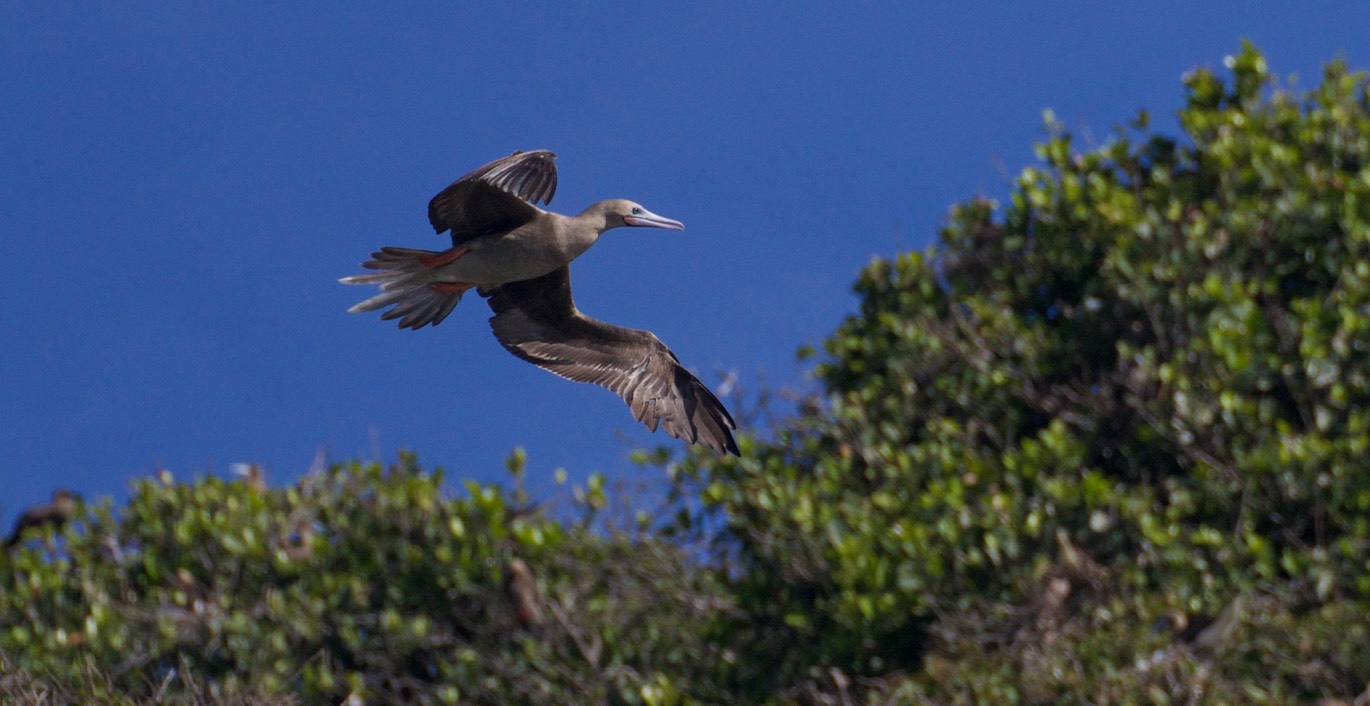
(3, 4, 1370, 520)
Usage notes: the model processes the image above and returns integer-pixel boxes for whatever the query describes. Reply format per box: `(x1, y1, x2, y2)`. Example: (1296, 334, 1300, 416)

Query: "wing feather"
(427, 150, 558, 245)
(483, 268, 738, 455)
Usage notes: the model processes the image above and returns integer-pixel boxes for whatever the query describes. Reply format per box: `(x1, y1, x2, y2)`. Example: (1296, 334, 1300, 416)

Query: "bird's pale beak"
(624, 208, 684, 231)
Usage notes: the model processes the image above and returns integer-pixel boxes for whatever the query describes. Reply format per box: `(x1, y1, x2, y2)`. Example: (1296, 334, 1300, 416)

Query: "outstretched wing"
(483, 267, 739, 455)
(427, 149, 559, 246)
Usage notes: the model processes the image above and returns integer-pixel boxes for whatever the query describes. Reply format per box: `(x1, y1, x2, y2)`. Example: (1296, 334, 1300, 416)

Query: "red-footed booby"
(342, 150, 738, 455)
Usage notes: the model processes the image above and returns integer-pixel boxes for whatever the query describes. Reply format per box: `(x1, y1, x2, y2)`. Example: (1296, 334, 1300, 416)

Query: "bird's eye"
(631, 207, 643, 215)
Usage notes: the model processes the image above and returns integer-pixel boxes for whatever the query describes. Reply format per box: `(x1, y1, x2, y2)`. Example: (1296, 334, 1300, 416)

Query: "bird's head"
(592, 199, 685, 233)
(52, 488, 77, 511)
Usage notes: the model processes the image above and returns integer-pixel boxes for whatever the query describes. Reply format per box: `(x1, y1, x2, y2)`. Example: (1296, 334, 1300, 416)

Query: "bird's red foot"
(419, 246, 469, 268)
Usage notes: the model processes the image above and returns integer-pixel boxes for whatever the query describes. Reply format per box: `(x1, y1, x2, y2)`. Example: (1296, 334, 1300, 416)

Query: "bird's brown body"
(342, 150, 738, 454)
(6, 489, 76, 549)
(503, 558, 543, 628)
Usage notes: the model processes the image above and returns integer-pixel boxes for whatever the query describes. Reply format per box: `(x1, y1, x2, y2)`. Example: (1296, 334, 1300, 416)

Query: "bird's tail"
(340, 247, 463, 329)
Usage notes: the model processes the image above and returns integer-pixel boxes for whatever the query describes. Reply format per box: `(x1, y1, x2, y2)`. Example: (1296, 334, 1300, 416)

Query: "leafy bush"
(666, 42, 1370, 703)
(1, 455, 726, 705)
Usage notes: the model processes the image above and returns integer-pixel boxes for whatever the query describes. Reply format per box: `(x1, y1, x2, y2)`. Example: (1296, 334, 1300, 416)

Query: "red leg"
(430, 282, 475, 294)
(419, 245, 469, 268)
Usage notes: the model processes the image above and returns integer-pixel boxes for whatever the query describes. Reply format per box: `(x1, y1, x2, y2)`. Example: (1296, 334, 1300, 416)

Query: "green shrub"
(666, 43, 1370, 703)
(1, 455, 725, 705)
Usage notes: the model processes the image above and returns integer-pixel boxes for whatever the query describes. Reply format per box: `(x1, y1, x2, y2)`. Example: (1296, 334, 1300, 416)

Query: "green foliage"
(665, 42, 1370, 702)
(0, 456, 727, 705)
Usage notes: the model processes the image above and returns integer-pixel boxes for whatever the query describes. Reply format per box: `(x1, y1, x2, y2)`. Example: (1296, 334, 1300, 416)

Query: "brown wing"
(483, 267, 739, 455)
(428, 150, 558, 246)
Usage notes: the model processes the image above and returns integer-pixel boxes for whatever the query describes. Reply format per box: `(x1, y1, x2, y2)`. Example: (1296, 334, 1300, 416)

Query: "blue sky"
(4, 4, 1370, 521)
